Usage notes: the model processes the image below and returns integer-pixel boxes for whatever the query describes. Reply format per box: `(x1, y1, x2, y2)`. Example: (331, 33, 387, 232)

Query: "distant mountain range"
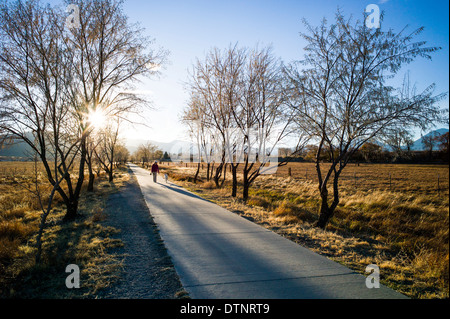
(125, 138, 193, 155)
(126, 128, 450, 154)
(0, 135, 193, 160)
(1, 128, 448, 160)
(409, 128, 449, 151)
(0, 133, 35, 159)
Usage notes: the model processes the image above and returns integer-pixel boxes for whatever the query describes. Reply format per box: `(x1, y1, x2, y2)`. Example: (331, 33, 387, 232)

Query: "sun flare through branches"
(87, 107, 108, 131)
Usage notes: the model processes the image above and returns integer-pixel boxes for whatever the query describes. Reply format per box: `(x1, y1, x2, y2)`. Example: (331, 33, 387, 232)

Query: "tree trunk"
(87, 166, 95, 192)
(86, 142, 95, 192)
(315, 187, 331, 229)
(315, 173, 341, 229)
(109, 150, 115, 182)
(231, 165, 238, 197)
(243, 168, 249, 201)
(65, 136, 87, 221)
(194, 162, 200, 183)
(213, 163, 223, 188)
(64, 199, 78, 221)
(222, 163, 227, 186)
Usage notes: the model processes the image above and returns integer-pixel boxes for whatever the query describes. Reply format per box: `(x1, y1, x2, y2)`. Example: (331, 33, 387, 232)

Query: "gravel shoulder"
(98, 167, 188, 299)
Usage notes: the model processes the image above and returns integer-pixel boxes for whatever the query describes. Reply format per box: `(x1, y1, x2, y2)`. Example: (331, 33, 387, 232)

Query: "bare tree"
(187, 46, 242, 188)
(0, 0, 83, 220)
(383, 127, 414, 161)
(94, 117, 121, 182)
(232, 46, 298, 201)
(181, 95, 205, 183)
(183, 45, 245, 189)
(0, 0, 167, 220)
(185, 44, 302, 198)
(284, 10, 447, 228)
(65, 0, 168, 195)
(359, 142, 382, 162)
(114, 143, 130, 166)
(436, 131, 449, 160)
(422, 133, 435, 160)
(134, 142, 159, 167)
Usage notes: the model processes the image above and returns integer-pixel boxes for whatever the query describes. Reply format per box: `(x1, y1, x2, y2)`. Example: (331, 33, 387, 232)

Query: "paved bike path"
(129, 163, 406, 299)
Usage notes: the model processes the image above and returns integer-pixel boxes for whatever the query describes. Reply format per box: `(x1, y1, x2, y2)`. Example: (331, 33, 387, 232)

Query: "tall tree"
(184, 45, 247, 190)
(436, 131, 449, 160)
(65, 0, 167, 194)
(181, 94, 208, 183)
(422, 133, 435, 160)
(383, 127, 414, 162)
(0, 0, 83, 220)
(0, 0, 167, 220)
(134, 142, 159, 167)
(187, 46, 240, 188)
(185, 44, 301, 198)
(284, 10, 447, 229)
(232, 46, 294, 201)
(94, 117, 120, 182)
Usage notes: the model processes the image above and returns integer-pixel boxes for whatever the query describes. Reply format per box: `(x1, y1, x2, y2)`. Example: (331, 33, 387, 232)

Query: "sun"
(87, 107, 107, 130)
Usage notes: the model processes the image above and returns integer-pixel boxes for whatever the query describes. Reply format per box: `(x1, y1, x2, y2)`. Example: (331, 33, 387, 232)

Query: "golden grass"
(159, 162, 449, 299)
(0, 162, 129, 298)
(181, 162, 449, 196)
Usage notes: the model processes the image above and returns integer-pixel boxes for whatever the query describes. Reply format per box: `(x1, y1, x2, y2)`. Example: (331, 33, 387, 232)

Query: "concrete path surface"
(129, 163, 407, 299)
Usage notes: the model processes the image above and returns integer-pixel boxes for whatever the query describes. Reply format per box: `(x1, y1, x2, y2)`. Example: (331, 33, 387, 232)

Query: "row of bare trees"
(90, 118, 130, 184)
(182, 10, 447, 228)
(0, 0, 166, 225)
(182, 44, 302, 200)
(132, 142, 163, 167)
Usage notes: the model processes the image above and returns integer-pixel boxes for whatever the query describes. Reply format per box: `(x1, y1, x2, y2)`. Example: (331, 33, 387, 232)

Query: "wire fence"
(162, 161, 449, 196)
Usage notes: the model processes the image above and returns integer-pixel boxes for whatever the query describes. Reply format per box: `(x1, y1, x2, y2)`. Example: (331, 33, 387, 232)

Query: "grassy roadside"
(0, 163, 129, 298)
(158, 163, 449, 299)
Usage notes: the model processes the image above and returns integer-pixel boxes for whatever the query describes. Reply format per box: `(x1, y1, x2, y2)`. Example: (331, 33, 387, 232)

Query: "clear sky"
(82, 0, 450, 143)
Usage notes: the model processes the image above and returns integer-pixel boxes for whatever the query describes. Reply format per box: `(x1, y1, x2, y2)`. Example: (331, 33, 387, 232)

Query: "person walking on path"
(151, 161, 160, 183)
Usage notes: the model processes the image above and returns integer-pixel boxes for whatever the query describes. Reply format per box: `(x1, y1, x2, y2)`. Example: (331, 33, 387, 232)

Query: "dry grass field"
(2, 160, 448, 298)
(161, 161, 449, 299)
(0, 161, 128, 298)
(179, 161, 449, 196)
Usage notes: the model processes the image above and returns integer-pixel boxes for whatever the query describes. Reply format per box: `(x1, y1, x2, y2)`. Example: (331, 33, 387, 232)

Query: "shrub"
(273, 201, 316, 224)
(247, 197, 271, 209)
(202, 181, 216, 189)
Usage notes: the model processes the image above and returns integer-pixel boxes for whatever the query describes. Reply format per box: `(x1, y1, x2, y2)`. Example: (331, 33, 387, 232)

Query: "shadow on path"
(97, 172, 187, 299)
(158, 183, 212, 203)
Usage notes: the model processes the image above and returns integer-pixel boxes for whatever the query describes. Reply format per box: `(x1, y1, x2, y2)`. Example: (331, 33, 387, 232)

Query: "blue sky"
(69, 0, 450, 143)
